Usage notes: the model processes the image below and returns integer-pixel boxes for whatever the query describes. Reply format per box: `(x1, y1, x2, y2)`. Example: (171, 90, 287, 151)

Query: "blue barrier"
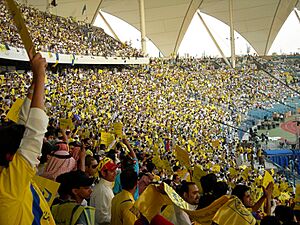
(264, 149, 300, 174)
(238, 97, 300, 139)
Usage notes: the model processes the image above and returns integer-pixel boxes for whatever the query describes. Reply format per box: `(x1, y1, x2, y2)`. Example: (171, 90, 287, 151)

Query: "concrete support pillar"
(229, 0, 236, 68)
(139, 0, 147, 54)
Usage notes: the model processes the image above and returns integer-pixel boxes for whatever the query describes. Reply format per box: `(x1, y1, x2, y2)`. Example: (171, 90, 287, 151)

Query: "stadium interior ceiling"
(17, 0, 300, 56)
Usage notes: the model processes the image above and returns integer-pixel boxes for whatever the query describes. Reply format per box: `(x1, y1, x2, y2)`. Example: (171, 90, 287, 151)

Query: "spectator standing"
(51, 170, 95, 225)
(90, 157, 117, 225)
(0, 50, 55, 224)
(111, 168, 138, 225)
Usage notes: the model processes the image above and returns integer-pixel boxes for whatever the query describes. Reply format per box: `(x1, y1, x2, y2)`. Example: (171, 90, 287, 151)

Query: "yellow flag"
(162, 159, 172, 172)
(212, 140, 220, 148)
(59, 118, 74, 130)
(6, 98, 24, 123)
(273, 184, 281, 198)
(113, 122, 123, 136)
(174, 145, 190, 168)
(131, 183, 230, 225)
(101, 132, 114, 147)
(262, 170, 274, 188)
(212, 196, 256, 225)
(152, 155, 164, 169)
(212, 164, 221, 173)
(229, 167, 238, 178)
(192, 165, 206, 191)
(241, 167, 249, 180)
(188, 139, 195, 146)
(0, 44, 6, 52)
(279, 182, 288, 191)
(0, 75, 4, 84)
(5, 0, 36, 55)
(278, 192, 290, 202)
(32, 175, 60, 207)
(130, 185, 167, 222)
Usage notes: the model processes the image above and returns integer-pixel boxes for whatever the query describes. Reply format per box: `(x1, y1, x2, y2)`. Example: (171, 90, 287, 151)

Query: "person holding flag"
(0, 48, 54, 224)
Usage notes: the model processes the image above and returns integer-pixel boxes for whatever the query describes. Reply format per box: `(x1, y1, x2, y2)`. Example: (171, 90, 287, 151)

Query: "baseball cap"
(98, 157, 118, 172)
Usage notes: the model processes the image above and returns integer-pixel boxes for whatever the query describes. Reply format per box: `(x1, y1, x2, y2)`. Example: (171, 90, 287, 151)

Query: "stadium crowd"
(0, 0, 144, 57)
(1, 51, 300, 224)
(1, 0, 300, 223)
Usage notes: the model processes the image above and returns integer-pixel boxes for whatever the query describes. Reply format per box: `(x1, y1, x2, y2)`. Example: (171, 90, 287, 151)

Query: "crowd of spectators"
(0, 0, 144, 57)
(1, 53, 300, 224)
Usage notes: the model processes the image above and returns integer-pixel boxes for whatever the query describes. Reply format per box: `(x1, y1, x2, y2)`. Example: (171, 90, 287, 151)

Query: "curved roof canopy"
(20, 0, 299, 56)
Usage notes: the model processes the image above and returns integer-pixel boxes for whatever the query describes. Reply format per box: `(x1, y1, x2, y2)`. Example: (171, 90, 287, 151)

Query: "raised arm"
(18, 82, 35, 125)
(122, 137, 136, 159)
(252, 182, 274, 213)
(29, 50, 46, 110)
(18, 49, 49, 168)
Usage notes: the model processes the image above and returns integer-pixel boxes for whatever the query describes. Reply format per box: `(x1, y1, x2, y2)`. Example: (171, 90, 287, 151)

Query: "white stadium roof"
(20, 0, 299, 56)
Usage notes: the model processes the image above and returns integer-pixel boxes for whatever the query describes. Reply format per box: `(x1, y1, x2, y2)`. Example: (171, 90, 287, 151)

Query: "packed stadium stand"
(1, 0, 300, 225)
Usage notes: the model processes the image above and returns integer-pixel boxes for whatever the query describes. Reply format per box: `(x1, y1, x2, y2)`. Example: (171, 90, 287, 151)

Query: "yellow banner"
(212, 196, 256, 225)
(59, 118, 74, 130)
(163, 182, 190, 210)
(33, 175, 60, 207)
(100, 132, 114, 147)
(5, 0, 36, 55)
(6, 98, 24, 123)
(113, 122, 123, 136)
(131, 183, 230, 225)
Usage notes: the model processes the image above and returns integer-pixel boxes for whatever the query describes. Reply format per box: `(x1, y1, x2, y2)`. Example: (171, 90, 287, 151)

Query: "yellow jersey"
(111, 190, 137, 225)
(0, 153, 55, 225)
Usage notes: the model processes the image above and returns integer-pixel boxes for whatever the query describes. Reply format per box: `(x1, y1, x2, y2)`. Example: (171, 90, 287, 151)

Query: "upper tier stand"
(0, 45, 149, 65)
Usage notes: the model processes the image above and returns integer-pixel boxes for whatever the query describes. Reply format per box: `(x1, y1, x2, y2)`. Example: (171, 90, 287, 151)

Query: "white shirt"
(18, 97, 49, 167)
(90, 178, 114, 225)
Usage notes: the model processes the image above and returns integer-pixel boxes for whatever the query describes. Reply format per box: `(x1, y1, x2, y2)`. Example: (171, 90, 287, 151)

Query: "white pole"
(295, 9, 300, 24)
(197, 10, 231, 68)
(98, 11, 121, 42)
(229, 0, 236, 68)
(139, 0, 147, 55)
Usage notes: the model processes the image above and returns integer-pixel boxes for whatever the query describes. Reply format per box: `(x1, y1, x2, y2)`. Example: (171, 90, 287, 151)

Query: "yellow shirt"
(111, 190, 137, 225)
(0, 105, 54, 225)
(0, 153, 55, 225)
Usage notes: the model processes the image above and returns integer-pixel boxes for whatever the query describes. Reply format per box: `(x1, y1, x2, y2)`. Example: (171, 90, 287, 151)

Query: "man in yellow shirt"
(0, 50, 55, 225)
(111, 168, 138, 225)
